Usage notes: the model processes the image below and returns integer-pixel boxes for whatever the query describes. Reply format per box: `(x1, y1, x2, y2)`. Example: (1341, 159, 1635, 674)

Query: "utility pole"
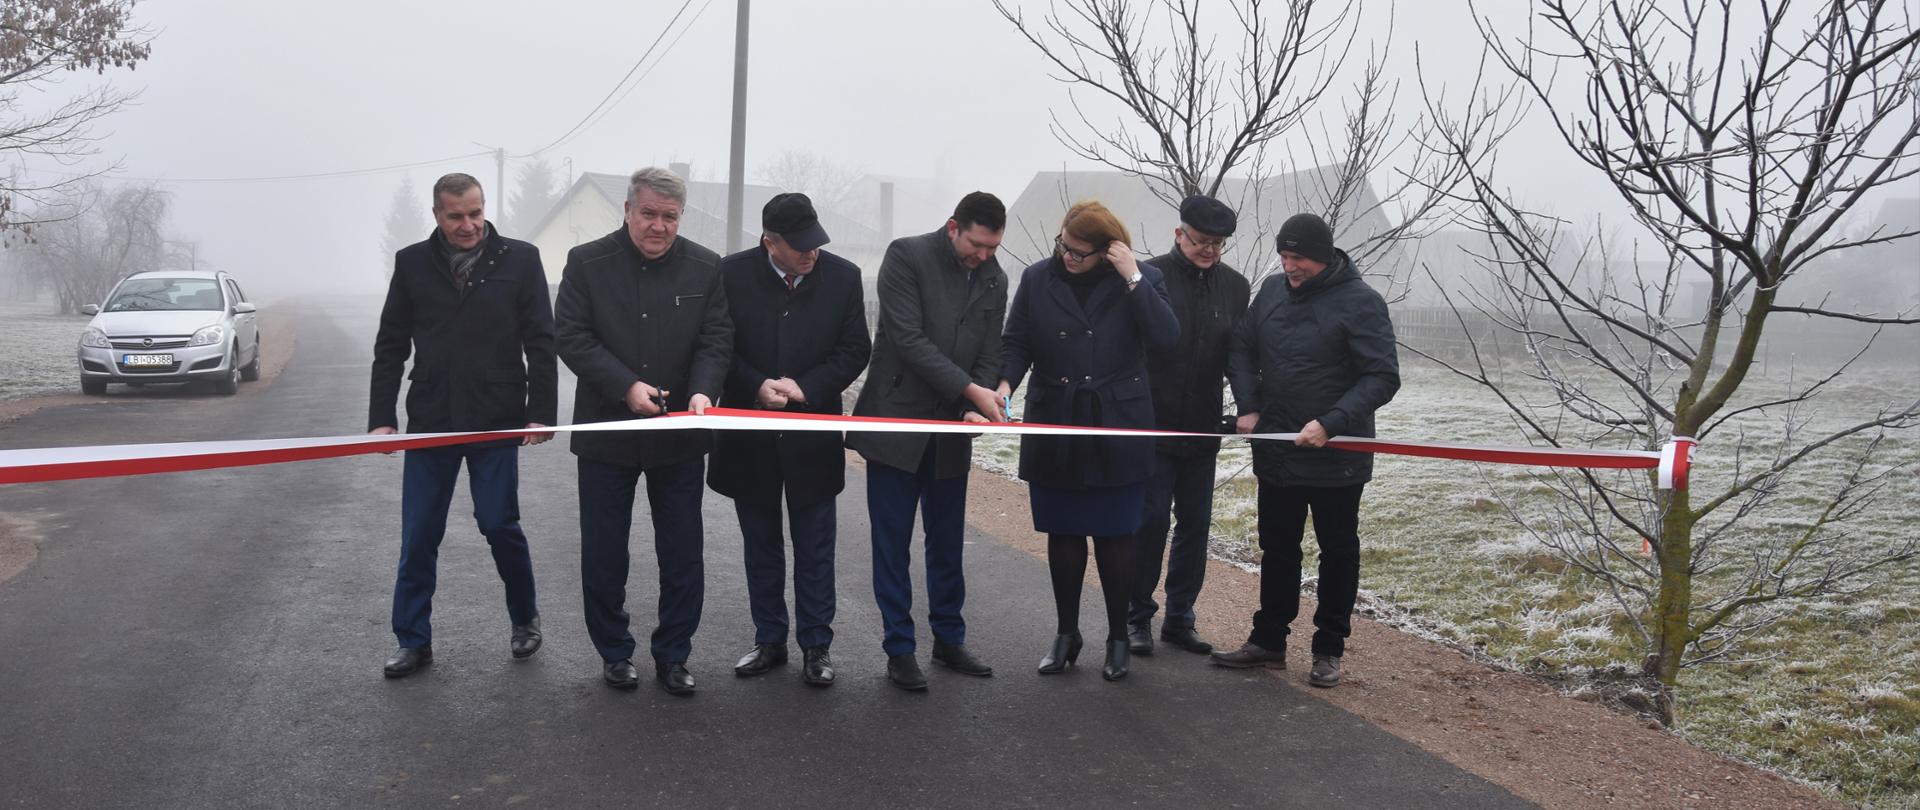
(493, 146, 507, 228)
(725, 0, 749, 253)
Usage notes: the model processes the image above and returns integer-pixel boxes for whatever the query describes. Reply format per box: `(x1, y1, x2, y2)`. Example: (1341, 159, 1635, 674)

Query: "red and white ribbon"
(0, 406, 1694, 490)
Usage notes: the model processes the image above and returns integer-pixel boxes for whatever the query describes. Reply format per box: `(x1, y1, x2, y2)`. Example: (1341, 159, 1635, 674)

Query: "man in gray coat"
(846, 191, 1011, 691)
(1214, 212, 1398, 688)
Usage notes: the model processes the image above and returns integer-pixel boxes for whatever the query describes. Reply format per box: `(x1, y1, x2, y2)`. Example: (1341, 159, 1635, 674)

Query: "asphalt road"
(0, 298, 1534, 809)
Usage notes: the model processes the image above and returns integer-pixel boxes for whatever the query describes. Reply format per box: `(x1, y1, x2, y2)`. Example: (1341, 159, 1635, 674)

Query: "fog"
(5, 0, 1913, 308)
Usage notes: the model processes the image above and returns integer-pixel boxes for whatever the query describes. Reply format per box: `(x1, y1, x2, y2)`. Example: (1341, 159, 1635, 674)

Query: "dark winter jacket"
(369, 223, 557, 436)
(846, 229, 1008, 480)
(707, 246, 871, 507)
(554, 228, 733, 469)
(1143, 249, 1251, 457)
(1227, 250, 1399, 486)
(1001, 256, 1180, 489)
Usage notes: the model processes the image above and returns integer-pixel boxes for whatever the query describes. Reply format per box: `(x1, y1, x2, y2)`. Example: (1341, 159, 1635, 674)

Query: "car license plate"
(122, 353, 173, 367)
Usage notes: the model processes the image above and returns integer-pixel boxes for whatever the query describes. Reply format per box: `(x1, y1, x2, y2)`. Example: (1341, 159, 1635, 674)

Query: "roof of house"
(528, 172, 887, 253)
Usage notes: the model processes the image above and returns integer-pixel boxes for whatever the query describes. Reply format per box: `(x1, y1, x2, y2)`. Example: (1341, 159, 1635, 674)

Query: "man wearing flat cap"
(1218, 212, 1399, 688)
(1127, 194, 1251, 658)
(709, 193, 872, 687)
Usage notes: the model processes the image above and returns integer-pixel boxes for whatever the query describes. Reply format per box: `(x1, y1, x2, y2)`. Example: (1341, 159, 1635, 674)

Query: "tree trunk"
(1646, 482, 1694, 726)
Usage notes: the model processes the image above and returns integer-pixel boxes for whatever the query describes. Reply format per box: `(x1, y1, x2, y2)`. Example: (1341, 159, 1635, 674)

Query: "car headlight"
(189, 324, 226, 346)
(80, 327, 110, 348)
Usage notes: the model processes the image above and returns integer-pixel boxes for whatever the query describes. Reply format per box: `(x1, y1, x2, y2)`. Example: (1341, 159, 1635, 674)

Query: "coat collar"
(1041, 255, 1121, 324)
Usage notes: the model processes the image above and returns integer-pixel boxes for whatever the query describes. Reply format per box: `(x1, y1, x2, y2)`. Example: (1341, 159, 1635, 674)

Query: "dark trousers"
(578, 455, 705, 665)
(1130, 450, 1217, 629)
(1250, 478, 1366, 657)
(392, 442, 537, 648)
(735, 492, 837, 650)
(867, 446, 969, 656)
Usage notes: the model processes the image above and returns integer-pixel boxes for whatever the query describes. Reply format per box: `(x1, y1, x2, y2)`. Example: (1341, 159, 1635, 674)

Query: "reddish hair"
(1060, 200, 1130, 250)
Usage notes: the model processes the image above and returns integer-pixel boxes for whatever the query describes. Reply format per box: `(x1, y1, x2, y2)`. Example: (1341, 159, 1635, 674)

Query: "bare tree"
(1421, 0, 1920, 722)
(753, 149, 867, 217)
(991, 0, 1483, 294)
(15, 180, 170, 313)
(0, 0, 153, 236)
(380, 177, 426, 280)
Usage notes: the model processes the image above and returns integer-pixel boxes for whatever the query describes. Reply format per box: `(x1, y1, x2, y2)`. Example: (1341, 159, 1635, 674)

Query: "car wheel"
(240, 336, 262, 382)
(80, 376, 106, 396)
(213, 344, 240, 395)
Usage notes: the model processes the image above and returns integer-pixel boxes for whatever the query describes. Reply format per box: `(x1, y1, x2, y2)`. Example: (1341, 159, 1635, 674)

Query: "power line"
(516, 0, 705, 158)
(42, 150, 495, 185)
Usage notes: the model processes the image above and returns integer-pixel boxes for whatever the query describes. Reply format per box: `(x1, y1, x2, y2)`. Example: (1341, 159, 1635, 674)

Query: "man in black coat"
(709, 193, 871, 687)
(1128, 195, 1251, 657)
(554, 167, 733, 695)
(845, 191, 1011, 690)
(1216, 212, 1399, 688)
(368, 172, 557, 678)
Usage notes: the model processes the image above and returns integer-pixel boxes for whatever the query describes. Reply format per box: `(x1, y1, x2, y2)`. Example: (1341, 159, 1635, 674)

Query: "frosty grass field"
(6, 298, 1916, 806)
(981, 360, 1919, 808)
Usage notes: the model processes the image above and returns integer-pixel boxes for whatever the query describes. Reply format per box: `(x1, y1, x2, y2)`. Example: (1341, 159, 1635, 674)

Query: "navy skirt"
(1029, 481, 1148, 537)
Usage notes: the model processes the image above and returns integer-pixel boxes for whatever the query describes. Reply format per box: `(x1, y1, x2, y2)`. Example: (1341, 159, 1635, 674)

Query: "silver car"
(77, 270, 262, 395)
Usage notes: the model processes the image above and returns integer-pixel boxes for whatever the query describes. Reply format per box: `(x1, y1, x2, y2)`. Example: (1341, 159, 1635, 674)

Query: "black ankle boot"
(1102, 639, 1130, 681)
(1037, 632, 1083, 674)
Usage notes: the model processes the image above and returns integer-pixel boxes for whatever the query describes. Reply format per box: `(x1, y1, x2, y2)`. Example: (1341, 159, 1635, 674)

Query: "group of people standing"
(367, 167, 1399, 696)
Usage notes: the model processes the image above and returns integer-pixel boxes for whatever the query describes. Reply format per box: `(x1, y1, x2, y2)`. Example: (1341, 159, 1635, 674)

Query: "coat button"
(1083, 375, 1091, 381)
(1059, 376, 1069, 383)
(1086, 330, 1093, 336)
(641, 313, 648, 318)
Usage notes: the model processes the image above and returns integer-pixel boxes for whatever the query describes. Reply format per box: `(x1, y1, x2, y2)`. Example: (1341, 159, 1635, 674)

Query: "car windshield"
(103, 278, 225, 312)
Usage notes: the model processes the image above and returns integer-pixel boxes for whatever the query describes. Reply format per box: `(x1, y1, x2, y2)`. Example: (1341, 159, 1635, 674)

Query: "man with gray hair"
(555, 166, 733, 695)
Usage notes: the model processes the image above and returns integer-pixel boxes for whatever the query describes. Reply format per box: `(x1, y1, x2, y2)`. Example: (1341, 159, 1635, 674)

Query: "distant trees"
(379, 178, 427, 280)
(504, 157, 563, 236)
(0, 0, 153, 237)
(13, 181, 171, 313)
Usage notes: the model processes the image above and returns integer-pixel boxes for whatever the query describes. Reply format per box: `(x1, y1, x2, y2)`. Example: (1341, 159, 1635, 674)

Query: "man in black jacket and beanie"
(709, 193, 871, 687)
(1128, 194, 1250, 657)
(555, 166, 733, 695)
(1215, 212, 1398, 688)
(368, 172, 557, 678)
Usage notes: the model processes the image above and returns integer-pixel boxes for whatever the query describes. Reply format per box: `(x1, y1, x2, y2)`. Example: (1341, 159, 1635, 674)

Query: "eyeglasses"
(1055, 235, 1099, 262)
(1181, 229, 1228, 252)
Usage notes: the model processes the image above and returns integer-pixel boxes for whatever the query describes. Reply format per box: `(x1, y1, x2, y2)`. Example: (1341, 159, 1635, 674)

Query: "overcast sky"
(10, 0, 1785, 298)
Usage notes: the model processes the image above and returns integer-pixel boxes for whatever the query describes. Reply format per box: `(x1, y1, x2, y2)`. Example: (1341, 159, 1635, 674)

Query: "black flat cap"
(762, 192, 830, 252)
(1179, 195, 1237, 237)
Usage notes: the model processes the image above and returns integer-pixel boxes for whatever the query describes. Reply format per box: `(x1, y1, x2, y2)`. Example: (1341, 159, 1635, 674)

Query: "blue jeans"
(867, 447, 969, 656)
(392, 442, 537, 648)
(578, 456, 706, 665)
(736, 494, 837, 650)
(1130, 451, 1217, 629)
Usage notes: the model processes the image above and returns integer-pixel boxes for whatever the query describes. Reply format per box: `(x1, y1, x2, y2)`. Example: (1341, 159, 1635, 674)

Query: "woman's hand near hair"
(1105, 242, 1138, 279)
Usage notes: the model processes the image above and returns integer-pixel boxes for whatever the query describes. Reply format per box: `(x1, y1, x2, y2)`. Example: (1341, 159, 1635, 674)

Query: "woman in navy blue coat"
(998, 200, 1180, 680)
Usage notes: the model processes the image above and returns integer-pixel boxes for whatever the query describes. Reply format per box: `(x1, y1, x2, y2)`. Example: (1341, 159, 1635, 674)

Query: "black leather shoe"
(656, 662, 696, 695)
(1127, 622, 1154, 656)
(1037, 632, 1083, 675)
(931, 640, 993, 677)
(1210, 641, 1287, 669)
(510, 616, 542, 659)
(383, 645, 432, 678)
(802, 646, 834, 687)
(886, 654, 928, 691)
(603, 658, 640, 689)
(1102, 639, 1131, 682)
(1159, 624, 1214, 655)
(733, 643, 788, 676)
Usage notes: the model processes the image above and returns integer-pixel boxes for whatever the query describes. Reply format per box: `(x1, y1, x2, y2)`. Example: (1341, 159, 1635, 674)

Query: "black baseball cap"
(762, 192, 830, 252)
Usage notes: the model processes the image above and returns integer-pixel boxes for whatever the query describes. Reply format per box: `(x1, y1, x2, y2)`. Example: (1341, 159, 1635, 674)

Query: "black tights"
(1047, 533, 1135, 641)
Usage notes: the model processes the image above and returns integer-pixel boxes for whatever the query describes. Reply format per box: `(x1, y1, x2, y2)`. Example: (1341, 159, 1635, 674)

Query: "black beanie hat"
(1275, 213, 1336, 265)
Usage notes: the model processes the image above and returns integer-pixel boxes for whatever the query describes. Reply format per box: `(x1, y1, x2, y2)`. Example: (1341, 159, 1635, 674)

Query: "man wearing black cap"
(1127, 195, 1251, 658)
(709, 193, 872, 687)
(1217, 212, 1399, 688)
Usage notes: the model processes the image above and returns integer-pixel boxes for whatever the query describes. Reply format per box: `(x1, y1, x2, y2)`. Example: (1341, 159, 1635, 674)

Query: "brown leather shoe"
(1309, 654, 1343, 687)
